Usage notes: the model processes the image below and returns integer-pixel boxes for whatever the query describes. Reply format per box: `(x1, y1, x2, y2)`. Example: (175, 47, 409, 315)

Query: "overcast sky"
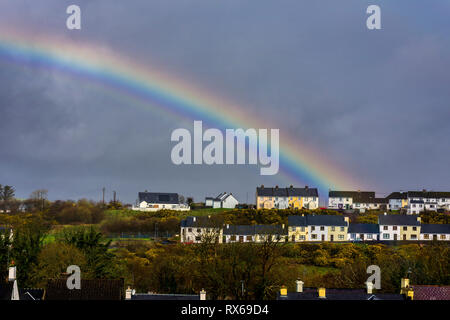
(0, 0, 449, 204)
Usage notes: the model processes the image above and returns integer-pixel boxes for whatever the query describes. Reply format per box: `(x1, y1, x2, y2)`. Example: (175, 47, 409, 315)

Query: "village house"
(348, 223, 379, 241)
(386, 192, 409, 211)
(328, 190, 375, 210)
(406, 190, 450, 214)
(180, 216, 223, 243)
(205, 192, 239, 209)
(256, 185, 319, 210)
(132, 192, 190, 212)
(378, 214, 421, 241)
(420, 224, 450, 241)
(222, 224, 288, 243)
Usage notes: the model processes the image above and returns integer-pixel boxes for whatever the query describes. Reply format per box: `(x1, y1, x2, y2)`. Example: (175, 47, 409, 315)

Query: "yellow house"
(288, 215, 308, 242)
(256, 185, 319, 209)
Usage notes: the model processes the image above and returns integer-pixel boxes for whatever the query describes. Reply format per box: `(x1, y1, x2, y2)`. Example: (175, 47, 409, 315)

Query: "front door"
(239, 236, 244, 242)
(394, 234, 398, 241)
(330, 235, 334, 242)
(433, 234, 438, 241)
(403, 235, 407, 241)
(321, 234, 325, 241)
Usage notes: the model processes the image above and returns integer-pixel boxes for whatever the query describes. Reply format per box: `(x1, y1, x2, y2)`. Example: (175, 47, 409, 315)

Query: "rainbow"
(0, 26, 362, 192)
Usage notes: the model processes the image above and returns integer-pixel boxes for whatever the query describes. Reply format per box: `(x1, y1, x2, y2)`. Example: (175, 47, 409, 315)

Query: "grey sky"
(0, 0, 449, 204)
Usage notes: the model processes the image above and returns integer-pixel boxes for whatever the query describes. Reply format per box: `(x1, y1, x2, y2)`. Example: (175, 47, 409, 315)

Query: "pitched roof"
(421, 224, 450, 234)
(45, 278, 124, 300)
(138, 192, 179, 204)
(288, 215, 307, 227)
(277, 288, 404, 300)
(410, 285, 450, 300)
(306, 215, 348, 227)
(378, 214, 420, 226)
(131, 293, 200, 300)
(256, 186, 318, 197)
(348, 223, 379, 234)
(329, 191, 375, 199)
(408, 191, 450, 198)
(223, 224, 287, 235)
(386, 192, 408, 200)
(180, 216, 224, 228)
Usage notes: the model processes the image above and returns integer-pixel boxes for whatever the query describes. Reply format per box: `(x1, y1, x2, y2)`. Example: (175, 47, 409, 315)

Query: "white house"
(348, 224, 379, 241)
(180, 216, 223, 243)
(407, 190, 450, 214)
(133, 192, 190, 212)
(420, 224, 450, 241)
(206, 192, 239, 209)
(378, 214, 421, 241)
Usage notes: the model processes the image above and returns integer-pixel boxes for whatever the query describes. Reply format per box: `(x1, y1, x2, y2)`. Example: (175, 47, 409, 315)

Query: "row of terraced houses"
(255, 185, 450, 214)
(180, 213, 450, 243)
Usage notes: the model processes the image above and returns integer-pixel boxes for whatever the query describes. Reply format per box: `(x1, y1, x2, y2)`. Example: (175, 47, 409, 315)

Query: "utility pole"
(102, 187, 105, 205)
(113, 191, 116, 204)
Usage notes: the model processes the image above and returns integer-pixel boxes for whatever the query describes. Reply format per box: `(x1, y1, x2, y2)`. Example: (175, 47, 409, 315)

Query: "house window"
(311, 226, 315, 231)
(383, 226, 388, 230)
(195, 236, 201, 241)
(413, 227, 417, 231)
(424, 234, 429, 239)
(300, 235, 305, 240)
(331, 226, 335, 231)
(441, 235, 446, 240)
(301, 227, 305, 232)
(320, 226, 325, 231)
(311, 234, 317, 239)
(246, 236, 252, 241)
(393, 226, 397, 231)
(230, 235, 236, 241)
(367, 234, 372, 239)
(188, 228, 192, 232)
(383, 234, 390, 239)
(197, 228, 201, 233)
(351, 233, 356, 239)
(410, 235, 417, 240)
(340, 227, 345, 232)
(403, 226, 407, 231)
(338, 235, 344, 240)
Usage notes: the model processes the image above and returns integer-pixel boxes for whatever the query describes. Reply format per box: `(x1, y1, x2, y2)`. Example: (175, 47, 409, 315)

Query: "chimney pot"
(318, 287, 326, 298)
(125, 286, 133, 300)
(295, 280, 304, 293)
(366, 281, 374, 294)
(8, 266, 16, 282)
(200, 289, 206, 300)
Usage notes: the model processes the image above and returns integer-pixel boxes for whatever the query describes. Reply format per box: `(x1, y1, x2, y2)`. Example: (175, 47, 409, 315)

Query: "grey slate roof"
(256, 186, 318, 197)
(223, 224, 287, 236)
(408, 191, 450, 198)
(131, 293, 200, 300)
(329, 191, 375, 199)
(421, 224, 450, 234)
(386, 192, 408, 200)
(306, 215, 348, 227)
(378, 214, 420, 226)
(277, 288, 405, 300)
(288, 215, 307, 227)
(348, 223, 379, 234)
(180, 216, 223, 228)
(138, 192, 179, 204)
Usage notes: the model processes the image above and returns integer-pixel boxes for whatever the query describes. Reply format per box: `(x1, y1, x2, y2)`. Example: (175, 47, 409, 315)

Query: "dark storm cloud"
(0, 0, 449, 203)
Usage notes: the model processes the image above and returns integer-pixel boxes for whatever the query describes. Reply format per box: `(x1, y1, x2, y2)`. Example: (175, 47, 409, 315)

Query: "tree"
(0, 185, 15, 212)
(0, 227, 12, 280)
(28, 189, 48, 212)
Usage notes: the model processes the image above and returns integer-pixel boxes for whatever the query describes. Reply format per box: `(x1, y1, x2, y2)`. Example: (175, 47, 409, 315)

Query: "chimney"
(366, 281, 373, 294)
(290, 185, 293, 189)
(8, 266, 16, 282)
(279, 285, 287, 297)
(318, 287, 326, 298)
(401, 278, 410, 289)
(275, 185, 279, 189)
(193, 217, 196, 222)
(226, 224, 229, 229)
(125, 286, 133, 300)
(295, 279, 304, 293)
(305, 185, 308, 189)
(200, 289, 206, 300)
